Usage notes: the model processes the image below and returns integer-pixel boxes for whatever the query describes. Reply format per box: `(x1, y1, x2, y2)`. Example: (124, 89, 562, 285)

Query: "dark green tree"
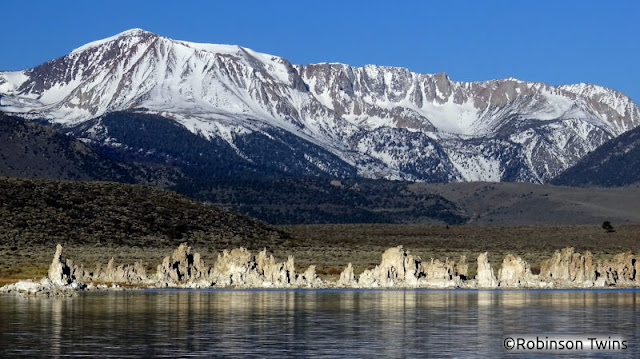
(602, 221, 616, 233)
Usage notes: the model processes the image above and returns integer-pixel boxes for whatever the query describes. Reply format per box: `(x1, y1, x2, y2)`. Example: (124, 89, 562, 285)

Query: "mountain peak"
(71, 28, 157, 54)
(118, 28, 152, 37)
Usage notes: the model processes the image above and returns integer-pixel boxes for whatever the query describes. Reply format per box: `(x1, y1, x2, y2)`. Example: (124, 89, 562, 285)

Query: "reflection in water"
(0, 290, 638, 358)
(51, 299, 62, 358)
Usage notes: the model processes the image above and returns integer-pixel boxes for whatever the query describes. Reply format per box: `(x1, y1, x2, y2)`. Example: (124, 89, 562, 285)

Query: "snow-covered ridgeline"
(1, 29, 639, 183)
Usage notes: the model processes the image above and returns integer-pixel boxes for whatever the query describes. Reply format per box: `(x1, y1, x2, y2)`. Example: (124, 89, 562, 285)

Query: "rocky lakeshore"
(2, 243, 640, 296)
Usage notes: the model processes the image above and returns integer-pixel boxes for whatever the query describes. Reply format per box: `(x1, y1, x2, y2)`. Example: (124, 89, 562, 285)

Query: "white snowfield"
(1, 29, 639, 182)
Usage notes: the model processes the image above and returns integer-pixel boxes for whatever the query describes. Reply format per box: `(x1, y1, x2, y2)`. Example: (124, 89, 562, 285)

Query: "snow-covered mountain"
(1, 28, 639, 183)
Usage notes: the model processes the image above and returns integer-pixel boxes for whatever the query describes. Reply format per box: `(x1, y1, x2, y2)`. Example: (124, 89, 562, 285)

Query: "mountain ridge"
(1, 29, 639, 183)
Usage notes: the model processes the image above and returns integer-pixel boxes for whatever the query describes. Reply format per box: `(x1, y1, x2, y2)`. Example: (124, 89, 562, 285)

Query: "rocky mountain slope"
(71, 111, 356, 179)
(0, 111, 174, 184)
(1, 29, 638, 183)
(552, 124, 640, 187)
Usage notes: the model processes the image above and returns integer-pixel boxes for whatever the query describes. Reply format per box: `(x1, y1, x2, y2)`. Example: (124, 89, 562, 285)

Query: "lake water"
(0, 289, 638, 358)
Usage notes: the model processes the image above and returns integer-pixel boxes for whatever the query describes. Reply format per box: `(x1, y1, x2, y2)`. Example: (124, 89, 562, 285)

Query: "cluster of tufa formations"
(2, 244, 640, 296)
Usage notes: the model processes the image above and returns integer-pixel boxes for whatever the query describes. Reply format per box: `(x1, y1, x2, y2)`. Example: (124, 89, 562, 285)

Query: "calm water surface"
(0, 289, 638, 358)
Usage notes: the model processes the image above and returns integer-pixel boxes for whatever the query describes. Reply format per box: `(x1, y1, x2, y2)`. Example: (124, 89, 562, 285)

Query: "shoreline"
(85, 286, 640, 292)
(2, 243, 640, 296)
(3, 224, 638, 284)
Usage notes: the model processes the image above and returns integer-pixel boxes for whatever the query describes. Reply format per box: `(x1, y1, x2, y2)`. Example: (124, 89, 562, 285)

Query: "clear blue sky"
(2, 1, 639, 102)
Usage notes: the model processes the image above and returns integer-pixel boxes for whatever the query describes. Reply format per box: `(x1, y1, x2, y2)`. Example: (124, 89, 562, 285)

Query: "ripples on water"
(0, 289, 638, 358)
